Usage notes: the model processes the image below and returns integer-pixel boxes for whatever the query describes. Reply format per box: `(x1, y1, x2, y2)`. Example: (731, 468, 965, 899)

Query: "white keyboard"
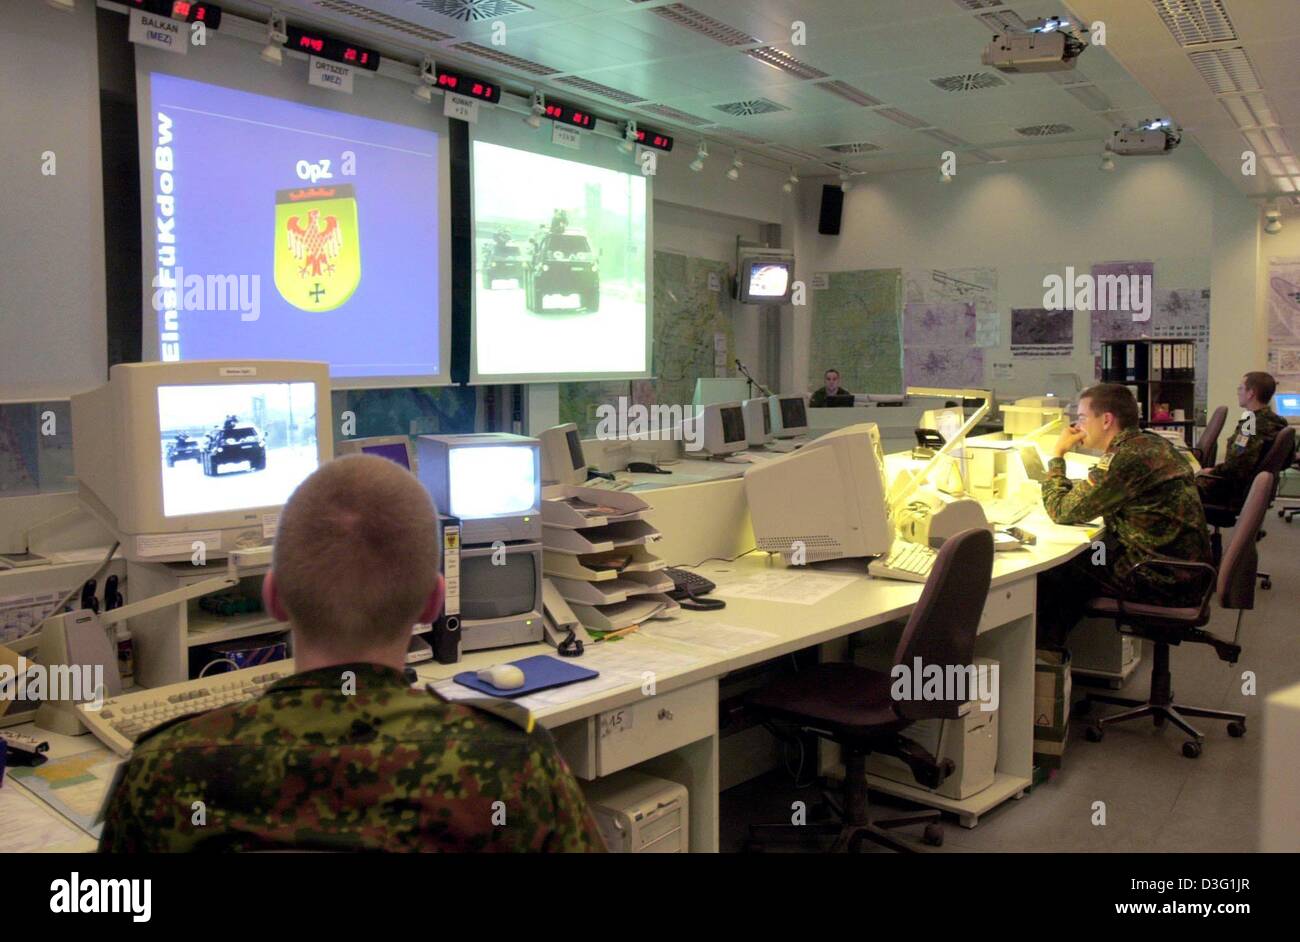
(868, 541, 939, 583)
(984, 498, 1036, 526)
(77, 662, 293, 756)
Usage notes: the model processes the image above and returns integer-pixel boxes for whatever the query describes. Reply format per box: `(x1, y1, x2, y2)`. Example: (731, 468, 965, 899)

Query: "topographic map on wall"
(1267, 257, 1300, 392)
(809, 269, 902, 394)
(0, 402, 73, 498)
(903, 301, 984, 387)
(905, 267, 999, 348)
(559, 251, 733, 433)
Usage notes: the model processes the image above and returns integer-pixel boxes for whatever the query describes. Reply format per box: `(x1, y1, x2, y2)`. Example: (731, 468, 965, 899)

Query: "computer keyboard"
(868, 540, 939, 583)
(984, 498, 1036, 526)
(77, 662, 293, 756)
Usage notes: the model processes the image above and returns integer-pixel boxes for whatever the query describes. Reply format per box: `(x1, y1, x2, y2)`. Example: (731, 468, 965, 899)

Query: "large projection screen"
(135, 35, 452, 388)
(469, 121, 652, 384)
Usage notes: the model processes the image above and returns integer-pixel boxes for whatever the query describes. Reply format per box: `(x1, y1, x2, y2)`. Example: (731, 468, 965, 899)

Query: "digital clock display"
(634, 127, 674, 152)
(543, 102, 595, 129)
(284, 26, 380, 72)
(434, 68, 501, 104)
(127, 0, 222, 27)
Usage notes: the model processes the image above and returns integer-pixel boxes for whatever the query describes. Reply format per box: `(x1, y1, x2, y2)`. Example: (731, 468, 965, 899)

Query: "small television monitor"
(742, 397, 772, 446)
(456, 541, 544, 650)
(540, 423, 588, 486)
(738, 254, 795, 304)
(416, 433, 541, 544)
(1276, 392, 1300, 424)
(743, 422, 894, 562)
(71, 360, 333, 562)
(694, 402, 748, 457)
(768, 394, 809, 439)
(336, 435, 416, 472)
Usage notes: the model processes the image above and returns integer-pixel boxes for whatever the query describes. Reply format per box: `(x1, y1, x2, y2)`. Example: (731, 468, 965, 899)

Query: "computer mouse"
(627, 461, 669, 473)
(477, 664, 525, 690)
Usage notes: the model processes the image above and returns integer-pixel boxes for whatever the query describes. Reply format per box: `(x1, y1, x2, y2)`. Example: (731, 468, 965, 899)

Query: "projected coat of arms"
(274, 184, 361, 312)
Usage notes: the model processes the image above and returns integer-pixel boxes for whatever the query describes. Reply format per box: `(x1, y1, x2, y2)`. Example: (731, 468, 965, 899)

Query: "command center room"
(2, 0, 1298, 908)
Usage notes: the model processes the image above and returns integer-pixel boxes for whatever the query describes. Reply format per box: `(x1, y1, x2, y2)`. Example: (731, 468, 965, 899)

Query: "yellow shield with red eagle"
(274, 184, 360, 312)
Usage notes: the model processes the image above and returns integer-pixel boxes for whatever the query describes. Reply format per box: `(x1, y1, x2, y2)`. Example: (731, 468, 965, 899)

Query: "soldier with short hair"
(1035, 383, 1212, 647)
(1197, 371, 1287, 507)
(99, 455, 605, 852)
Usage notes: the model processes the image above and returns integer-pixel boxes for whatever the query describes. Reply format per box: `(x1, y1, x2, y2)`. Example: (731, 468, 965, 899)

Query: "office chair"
(1080, 472, 1274, 759)
(743, 528, 994, 853)
(1191, 405, 1227, 468)
(1202, 426, 1294, 588)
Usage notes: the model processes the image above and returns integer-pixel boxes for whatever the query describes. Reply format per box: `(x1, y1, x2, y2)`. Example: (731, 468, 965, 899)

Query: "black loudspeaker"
(818, 184, 844, 235)
(431, 614, 461, 664)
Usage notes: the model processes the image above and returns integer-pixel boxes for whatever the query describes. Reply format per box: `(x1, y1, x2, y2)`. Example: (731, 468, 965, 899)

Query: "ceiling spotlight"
(689, 141, 708, 172)
(620, 121, 638, 154)
(261, 12, 288, 66)
(1265, 206, 1283, 234)
(839, 171, 852, 192)
(413, 57, 436, 103)
(1100, 152, 1116, 172)
(783, 167, 799, 193)
(526, 90, 545, 129)
(726, 153, 743, 181)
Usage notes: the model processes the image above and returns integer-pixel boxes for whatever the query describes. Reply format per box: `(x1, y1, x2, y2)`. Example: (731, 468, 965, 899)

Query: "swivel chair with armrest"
(1080, 472, 1274, 759)
(743, 528, 995, 853)
(1190, 405, 1227, 467)
(1201, 426, 1295, 588)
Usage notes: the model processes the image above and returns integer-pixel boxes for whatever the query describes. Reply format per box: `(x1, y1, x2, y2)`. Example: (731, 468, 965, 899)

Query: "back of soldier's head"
(272, 455, 440, 648)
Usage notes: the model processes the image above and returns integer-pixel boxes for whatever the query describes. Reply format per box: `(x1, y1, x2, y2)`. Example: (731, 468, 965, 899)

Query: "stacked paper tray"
(541, 484, 652, 528)
(544, 544, 667, 581)
(550, 571, 674, 606)
(543, 518, 660, 555)
(568, 594, 681, 632)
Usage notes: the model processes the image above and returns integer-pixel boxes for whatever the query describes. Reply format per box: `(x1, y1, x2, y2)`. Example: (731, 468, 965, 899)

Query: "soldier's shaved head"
(269, 454, 442, 653)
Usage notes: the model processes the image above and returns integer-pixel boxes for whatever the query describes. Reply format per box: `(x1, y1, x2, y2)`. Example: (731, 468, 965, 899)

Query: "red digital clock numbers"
(434, 68, 501, 104)
(634, 127, 674, 152)
(129, 0, 223, 27)
(283, 26, 380, 72)
(542, 102, 594, 129)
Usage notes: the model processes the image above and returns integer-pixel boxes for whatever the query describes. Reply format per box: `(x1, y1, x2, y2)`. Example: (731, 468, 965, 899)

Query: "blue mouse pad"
(454, 655, 598, 699)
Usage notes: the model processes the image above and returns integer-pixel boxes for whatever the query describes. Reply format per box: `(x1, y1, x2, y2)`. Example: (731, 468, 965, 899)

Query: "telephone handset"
(542, 578, 584, 657)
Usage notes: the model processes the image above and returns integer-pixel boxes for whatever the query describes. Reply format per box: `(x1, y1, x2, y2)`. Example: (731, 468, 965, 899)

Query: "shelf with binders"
(1100, 339, 1197, 446)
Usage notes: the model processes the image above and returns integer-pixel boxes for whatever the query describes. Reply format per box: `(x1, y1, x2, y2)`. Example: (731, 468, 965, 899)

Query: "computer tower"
(583, 770, 689, 853)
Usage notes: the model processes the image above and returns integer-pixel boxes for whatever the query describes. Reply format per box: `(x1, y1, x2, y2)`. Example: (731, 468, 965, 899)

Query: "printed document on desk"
(7, 746, 123, 839)
(640, 617, 779, 655)
(0, 784, 98, 853)
(714, 570, 857, 605)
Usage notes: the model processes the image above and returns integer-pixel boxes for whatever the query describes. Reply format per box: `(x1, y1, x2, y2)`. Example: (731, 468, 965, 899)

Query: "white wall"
(0, 0, 107, 398)
(788, 147, 1267, 417)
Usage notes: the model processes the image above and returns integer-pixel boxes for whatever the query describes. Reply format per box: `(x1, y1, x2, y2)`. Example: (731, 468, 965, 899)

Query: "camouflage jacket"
(98, 663, 606, 853)
(1210, 407, 1288, 488)
(1044, 428, 1212, 598)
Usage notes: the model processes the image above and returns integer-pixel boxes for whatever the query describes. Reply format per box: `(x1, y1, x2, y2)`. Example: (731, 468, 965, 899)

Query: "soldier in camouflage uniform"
(99, 455, 605, 853)
(1036, 384, 1212, 647)
(1197, 372, 1289, 507)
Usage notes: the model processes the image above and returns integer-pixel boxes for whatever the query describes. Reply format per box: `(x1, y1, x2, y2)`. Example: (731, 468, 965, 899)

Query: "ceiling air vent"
(1187, 47, 1262, 94)
(765, 144, 821, 162)
(1219, 93, 1277, 129)
(824, 141, 882, 155)
(976, 10, 1027, 32)
(650, 4, 759, 46)
(1015, 123, 1075, 136)
(313, 1, 453, 40)
(930, 72, 1008, 92)
(640, 104, 712, 126)
(556, 76, 648, 105)
(450, 43, 559, 76)
(714, 98, 789, 117)
(875, 107, 929, 129)
(1150, 0, 1236, 46)
(919, 129, 969, 147)
(744, 47, 829, 79)
(816, 80, 882, 107)
(414, 0, 534, 21)
(952, 0, 1006, 9)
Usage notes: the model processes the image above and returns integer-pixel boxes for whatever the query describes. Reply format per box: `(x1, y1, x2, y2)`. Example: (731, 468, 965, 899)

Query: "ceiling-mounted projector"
(1106, 119, 1182, 157)
(982, 16, 1088, 73)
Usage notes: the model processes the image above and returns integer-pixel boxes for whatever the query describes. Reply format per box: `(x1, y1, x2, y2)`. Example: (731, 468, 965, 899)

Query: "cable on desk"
(674, 546, 757, 570)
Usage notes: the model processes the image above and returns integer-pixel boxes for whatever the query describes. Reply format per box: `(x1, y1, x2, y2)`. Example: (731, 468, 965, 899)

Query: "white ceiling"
(219, 0, 1294, 197)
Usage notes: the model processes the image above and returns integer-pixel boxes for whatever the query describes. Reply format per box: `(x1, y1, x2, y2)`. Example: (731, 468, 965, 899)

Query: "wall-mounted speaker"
(818, 184, 844, 236)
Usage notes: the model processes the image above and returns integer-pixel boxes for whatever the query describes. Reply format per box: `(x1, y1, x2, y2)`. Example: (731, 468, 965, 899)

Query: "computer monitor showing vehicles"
(744, 423, 894, 562)
(72, 361, 333, 562)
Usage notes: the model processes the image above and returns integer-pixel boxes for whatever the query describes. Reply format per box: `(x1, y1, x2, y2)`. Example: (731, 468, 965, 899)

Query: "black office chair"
(1202, 426, 1295, 588)
(743, 528, 995, 853)
(1080, 472, 1273, 758)
(1191, 405, 1228, 467)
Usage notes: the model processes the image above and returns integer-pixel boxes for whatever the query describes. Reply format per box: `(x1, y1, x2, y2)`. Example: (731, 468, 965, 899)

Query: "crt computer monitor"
(71, 360, 333, 562)
(416, 433, 541, 545)
(336, 435, 417, 472)
(539, 423, 588, 486)
(456, 541, 544, 651)
(743, 422, 894, 563)
(742, 397, 773, 446)
(694, 402, 748, 457)
(769, 394, 809, 438)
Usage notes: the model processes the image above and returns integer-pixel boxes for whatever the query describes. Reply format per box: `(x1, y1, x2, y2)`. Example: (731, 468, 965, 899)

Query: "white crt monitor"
(416, 433, 541, 544)
(539, 423, 588, 486)
(743, 422, 893, 562)
(336, 435, 417, 472)
(742, 397, 773, 446)
(696, 402, 748, 457)
(768, 394, 809, 438)
(71, 360, 333, 563)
